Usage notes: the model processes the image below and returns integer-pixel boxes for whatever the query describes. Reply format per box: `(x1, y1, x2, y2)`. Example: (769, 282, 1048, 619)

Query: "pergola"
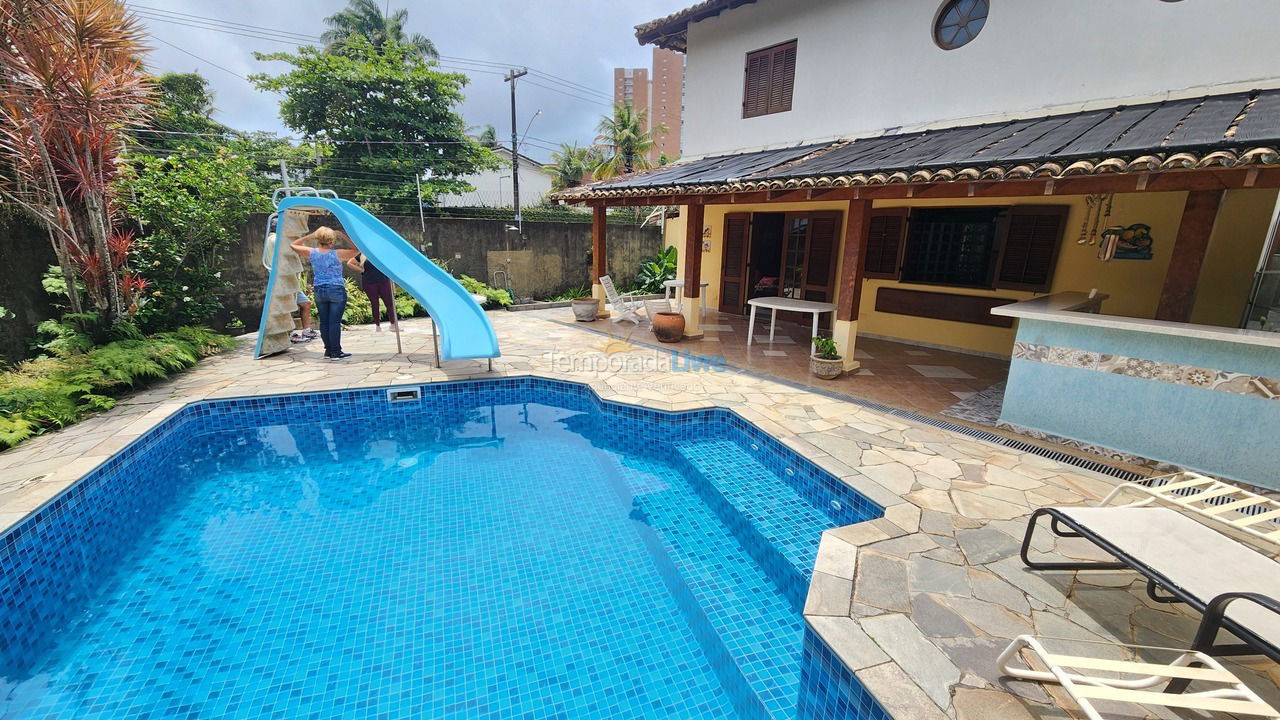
(561, 89, 1280, 357)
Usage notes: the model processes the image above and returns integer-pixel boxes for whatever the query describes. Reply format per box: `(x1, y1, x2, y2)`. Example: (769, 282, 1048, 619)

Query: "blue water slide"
(275, 196, 500, 361)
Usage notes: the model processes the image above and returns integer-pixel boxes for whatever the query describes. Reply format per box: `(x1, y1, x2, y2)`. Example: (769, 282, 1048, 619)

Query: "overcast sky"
(130, 1, 691, 163)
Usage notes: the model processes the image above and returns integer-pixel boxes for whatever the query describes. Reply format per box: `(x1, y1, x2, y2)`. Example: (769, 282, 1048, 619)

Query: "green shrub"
(458, 275, 512, 309)
(544, 285, 591, 302)
(0, 326, 235, 450)
(635, 245, 678, 294)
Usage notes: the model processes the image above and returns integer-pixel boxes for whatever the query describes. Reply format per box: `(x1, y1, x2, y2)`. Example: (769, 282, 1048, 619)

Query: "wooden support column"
(1155, 190, 1224, 322)
(836, 199, 873, 322)
(591, 205, 609, 315)
(833, 199, 873, 371)
(681, 203, 705, 338)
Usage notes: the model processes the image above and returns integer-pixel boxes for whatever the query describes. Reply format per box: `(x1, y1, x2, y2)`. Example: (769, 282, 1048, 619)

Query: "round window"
(934, 0, 989, 50)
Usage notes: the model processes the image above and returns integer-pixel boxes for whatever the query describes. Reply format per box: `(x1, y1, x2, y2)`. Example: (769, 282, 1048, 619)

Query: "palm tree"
(549, 142, 594, 190)
(321, 0, 437, 58)
(594, 104, 666, 179)
(0, 0, 152, 323)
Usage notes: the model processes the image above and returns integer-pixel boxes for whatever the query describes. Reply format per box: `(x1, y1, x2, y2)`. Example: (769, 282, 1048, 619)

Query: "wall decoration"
(1077, 193, 1113, 245)
(1012, 341, 1279, 400)
(1099, 223, 1154, 261)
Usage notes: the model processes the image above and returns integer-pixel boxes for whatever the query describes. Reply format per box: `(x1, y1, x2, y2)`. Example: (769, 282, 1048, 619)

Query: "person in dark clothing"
(347, 253, 397, 332)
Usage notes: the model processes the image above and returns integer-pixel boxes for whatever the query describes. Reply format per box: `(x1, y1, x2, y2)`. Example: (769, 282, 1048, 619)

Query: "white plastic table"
(663, 279, 711, 319)
(746, 297, 838, 354)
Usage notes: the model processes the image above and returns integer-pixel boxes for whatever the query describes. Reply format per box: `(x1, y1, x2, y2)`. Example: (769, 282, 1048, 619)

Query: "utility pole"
(279, 159, 290, 194)
(503, 68, 528, 231)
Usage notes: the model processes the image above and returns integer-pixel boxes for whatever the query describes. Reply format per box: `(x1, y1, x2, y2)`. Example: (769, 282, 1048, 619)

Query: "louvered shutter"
(719, 214, 751, 313)
(767, 42, 797, 114)
(805, 214, 838, 289)
(742, 51, 771, 118)
(743, 40, 796, 118)
(996, 206, 1069, 292)
(863, 209, 908, 279)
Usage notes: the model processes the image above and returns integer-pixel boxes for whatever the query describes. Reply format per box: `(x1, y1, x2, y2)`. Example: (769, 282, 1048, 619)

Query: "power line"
(129, 4, 615, 103)
(147, 34, 248, 80)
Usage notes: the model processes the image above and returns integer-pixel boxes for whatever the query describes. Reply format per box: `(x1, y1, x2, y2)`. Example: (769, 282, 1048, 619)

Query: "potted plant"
(651, 310, 685, 342)
(810, 337, 843, 379)
(570, 294, 599, 322)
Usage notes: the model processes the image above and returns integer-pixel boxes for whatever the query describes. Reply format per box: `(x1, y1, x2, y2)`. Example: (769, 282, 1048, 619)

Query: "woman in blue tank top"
(291, 226, 360, 359)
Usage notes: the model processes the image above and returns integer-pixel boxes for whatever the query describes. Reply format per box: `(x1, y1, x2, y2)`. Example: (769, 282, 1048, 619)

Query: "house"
(557, 0, 1280, 486)
(435, 146, 554, 209)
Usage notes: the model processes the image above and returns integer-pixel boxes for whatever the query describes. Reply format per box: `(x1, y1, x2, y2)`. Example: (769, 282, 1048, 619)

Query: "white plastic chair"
(998, 634, 1279, 720)
(644, 298, 672, 327)
(600, 275, 644, 325)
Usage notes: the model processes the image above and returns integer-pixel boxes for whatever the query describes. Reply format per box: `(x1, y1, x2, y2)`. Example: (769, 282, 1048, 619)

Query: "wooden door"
(719, 213, 751, 314)
(779, 211, 841, 326)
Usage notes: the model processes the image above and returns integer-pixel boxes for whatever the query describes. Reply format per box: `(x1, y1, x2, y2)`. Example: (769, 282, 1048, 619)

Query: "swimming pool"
(0, 377, 888, 719)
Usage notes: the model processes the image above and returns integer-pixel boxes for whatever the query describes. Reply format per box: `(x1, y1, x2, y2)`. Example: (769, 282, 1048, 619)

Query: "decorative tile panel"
(1012, 341, 1280, 400)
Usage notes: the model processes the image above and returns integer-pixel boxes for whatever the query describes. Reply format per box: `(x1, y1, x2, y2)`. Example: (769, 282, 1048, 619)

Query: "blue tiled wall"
(796, 626, 892, 720)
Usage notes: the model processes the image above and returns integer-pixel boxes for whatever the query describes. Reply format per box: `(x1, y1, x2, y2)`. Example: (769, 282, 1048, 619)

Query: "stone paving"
(0, 308, 1276, 719)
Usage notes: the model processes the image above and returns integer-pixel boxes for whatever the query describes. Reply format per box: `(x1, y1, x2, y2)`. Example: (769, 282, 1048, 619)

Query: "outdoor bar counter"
(993, 292, 1280, 488)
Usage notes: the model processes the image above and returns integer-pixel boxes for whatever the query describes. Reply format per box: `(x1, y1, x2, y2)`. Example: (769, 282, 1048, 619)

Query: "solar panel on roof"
(1232, 91, 1280, 144)
(1105, 97, 1201, 154)
(1165, 93, 1251, 148)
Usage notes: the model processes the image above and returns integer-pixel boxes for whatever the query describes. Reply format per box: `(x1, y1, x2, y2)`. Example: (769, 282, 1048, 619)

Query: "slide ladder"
(255, 192, 501, 363)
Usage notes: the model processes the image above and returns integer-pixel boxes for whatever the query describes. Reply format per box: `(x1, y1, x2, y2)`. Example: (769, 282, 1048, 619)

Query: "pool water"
(0, 381, 882, 719)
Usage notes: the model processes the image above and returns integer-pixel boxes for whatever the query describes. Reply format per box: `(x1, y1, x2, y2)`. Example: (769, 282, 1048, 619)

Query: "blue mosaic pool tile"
(0, 376, 890, 720)
(797, 625, 893, 720)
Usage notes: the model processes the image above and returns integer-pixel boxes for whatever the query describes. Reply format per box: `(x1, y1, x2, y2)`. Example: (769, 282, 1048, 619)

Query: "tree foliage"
(549, 142, 595, 190)
(322, 0, 438, 59)
(0, 0, 152, 326)
(117, 147, 270, 331)
(250, 37, 498, 212)
(595, 104, 666, 179)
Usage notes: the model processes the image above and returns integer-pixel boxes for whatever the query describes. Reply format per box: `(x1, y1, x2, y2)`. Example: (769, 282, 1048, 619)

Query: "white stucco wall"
(436, 151, 553, 208)
(682, 0, 1280, 157)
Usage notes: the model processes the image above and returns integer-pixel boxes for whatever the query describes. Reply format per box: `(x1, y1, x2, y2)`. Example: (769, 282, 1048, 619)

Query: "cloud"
(132, 0, 690, 163)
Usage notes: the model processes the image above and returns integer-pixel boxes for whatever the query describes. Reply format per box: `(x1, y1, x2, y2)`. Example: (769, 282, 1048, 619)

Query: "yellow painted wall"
(662, 188, 1273, 356)
(1190, 188, 1277, 326)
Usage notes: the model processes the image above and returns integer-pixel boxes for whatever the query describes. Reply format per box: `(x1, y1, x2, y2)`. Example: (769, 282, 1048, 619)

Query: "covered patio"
(564, 88, 1280, 485)
(561, 307, 1011, 416)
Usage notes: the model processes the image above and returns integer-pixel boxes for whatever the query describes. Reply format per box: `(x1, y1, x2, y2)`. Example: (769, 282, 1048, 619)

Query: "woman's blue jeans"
(314, 284, 347, 356)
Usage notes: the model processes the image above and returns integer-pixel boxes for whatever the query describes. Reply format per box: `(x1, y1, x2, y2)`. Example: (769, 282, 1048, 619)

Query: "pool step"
(670, 438, 840, 600)
(627, 457, 807, 720)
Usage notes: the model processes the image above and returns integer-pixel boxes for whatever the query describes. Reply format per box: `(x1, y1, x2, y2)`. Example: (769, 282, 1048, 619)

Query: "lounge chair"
(1019, 475, 1280, 662)
(1098, 472, 1280, 546)
(600, 275, 645, 325)
(998, 613, 1280, 720)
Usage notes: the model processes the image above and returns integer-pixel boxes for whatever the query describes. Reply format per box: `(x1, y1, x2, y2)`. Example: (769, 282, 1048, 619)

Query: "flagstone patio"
(0, 307, 1275, 719)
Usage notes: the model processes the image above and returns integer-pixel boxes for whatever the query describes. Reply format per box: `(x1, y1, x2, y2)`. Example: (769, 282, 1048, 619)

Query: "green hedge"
(0, 326, 236, 449)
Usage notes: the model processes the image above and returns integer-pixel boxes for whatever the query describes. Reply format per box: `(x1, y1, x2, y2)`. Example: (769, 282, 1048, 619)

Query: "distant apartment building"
(613, 47, 684, 164)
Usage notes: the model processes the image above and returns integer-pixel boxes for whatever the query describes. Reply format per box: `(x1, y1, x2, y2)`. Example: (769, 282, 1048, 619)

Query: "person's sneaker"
(290, 331, 306, 343)
(374, 326, 383, 332)
(328, 351, 353, 361)
(303, 328, 320, 339)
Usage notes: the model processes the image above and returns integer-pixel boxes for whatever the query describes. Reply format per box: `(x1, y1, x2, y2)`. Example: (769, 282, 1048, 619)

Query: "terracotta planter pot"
(651, 312, 685, 343)
(810, 354, 844, 380)
(570, 298, 599, 322)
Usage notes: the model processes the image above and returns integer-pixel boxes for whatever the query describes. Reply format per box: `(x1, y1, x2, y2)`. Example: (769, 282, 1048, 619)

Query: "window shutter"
(767, 42, 797, 114)
(863, 209, 908, 279)
(743, 40, 796, 118)
(742, 51, 771, 118)
(805, 214, 838, 287)
(996, 206, 1069, 292)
